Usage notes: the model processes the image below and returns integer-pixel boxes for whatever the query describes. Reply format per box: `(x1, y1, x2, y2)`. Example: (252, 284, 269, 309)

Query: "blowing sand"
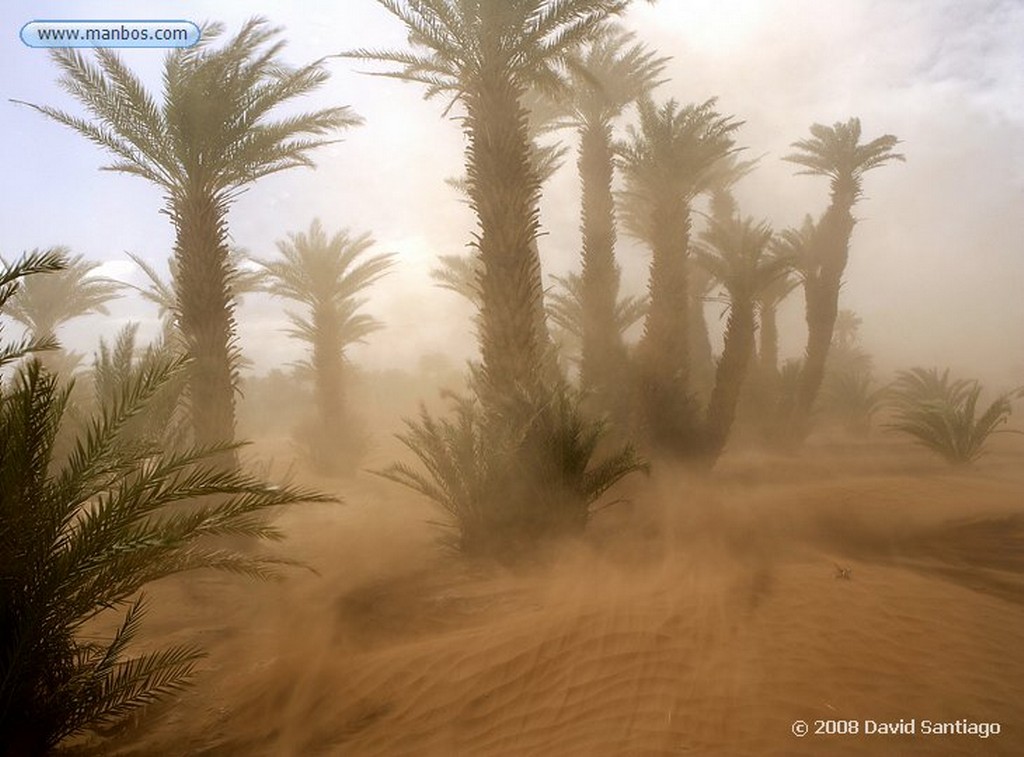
(76, 437, 1024, 756)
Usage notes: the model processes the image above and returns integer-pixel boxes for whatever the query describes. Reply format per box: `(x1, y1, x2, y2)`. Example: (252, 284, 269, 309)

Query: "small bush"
(886, 367, 1022, 464)
(376, 383, 647, 560)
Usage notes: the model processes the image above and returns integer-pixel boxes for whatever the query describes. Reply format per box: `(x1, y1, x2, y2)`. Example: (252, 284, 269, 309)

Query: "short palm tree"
(0, 249, 65, 370)
(886, 368, 1022, 464)
(19, 18, 361, 461)
(347, 0, 629, 405)
(376, 385, 646, 559)
(0, 252, 333, 754)
(782, 118, 903, 442)
(694, 217, 787, 461)
(618, 97, 741, 453)
(554, 25, 667, 401)
(3, 250, 122, 344)
(255, 219, 395, 475)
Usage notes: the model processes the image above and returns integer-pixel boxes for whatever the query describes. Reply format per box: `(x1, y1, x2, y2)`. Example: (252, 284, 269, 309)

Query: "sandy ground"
(70, 436, 1024, 756)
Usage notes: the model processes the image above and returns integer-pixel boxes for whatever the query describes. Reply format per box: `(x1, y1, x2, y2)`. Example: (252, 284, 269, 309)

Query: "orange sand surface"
(74, 439, 1024, 756)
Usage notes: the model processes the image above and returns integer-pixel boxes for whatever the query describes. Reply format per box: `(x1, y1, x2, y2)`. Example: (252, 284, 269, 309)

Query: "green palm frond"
(1, 254, 335, 750)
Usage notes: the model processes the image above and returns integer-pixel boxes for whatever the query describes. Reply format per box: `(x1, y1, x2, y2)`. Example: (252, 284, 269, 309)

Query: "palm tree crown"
(784, 117, 904, 202)
(695, 217, 787, 307)
(618, 97, 742, 242)
(21, 19, 360, 200)
(3, 250, 122, 341)
(346, 1, 630, 107)
(257, 219, 396, 353)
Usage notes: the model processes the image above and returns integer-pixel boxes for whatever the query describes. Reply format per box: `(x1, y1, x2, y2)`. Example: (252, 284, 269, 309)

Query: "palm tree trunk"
(790, 200, 855, 441)
(704, 299, 757, 461)
(313, 305, 345, 469)
(689, 283, 714, 399)
(465, 70, 548, 406)
(170, 185, 238, 465)
(578, 118, 626, 400)
(637, 203, 698, 452)
(758, 300, 779, 377)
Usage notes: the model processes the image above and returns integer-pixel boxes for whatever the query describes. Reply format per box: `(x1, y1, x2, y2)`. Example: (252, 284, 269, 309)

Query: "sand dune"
(79, 440, 1024, 756)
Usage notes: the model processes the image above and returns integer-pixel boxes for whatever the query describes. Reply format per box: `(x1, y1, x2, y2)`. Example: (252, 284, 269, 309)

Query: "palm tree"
(347, 0, 629, 405)
(704, 153, 759, 226)
(19, 19, 361, 462)
(782, 118, 903, 442)
(377, 387, 646, 559)
(547, 270, 647, 370)
(0, 249, 66, 370)
(3, 250, 122, 344)
(553, 25, 667, 402)
(687, 260, 717, 400)
(695, 217, 787, 461)
(618, 97, 741, 453)
(886, 368, 1022, 464)
(693, 154, 761, 399)
(255, 219, 395, 474)
(127, 248, 264, 339)
(755, 254, 798, 380)
(0, 252, 333, 753)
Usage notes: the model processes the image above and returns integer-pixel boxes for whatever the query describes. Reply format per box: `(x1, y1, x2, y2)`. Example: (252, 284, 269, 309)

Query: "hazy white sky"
(2, 0, 1022, 385)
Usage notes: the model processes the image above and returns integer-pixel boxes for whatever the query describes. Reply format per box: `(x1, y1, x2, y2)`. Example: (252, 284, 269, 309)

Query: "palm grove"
(3, 2, 1020, 752)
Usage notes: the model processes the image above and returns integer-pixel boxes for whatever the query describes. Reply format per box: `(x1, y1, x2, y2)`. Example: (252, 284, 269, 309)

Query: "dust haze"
(1, 1, 1023, 755)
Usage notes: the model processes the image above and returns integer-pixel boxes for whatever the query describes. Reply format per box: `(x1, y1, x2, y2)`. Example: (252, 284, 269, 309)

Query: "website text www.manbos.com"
(21, 21, 200, 48)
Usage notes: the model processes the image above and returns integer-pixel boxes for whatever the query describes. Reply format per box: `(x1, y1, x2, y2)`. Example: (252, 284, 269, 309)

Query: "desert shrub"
(376, 383, 647, 560)
(886, 367, 1022, 464)
(0, 253, 333, 753)
(821, 368, 886, 436)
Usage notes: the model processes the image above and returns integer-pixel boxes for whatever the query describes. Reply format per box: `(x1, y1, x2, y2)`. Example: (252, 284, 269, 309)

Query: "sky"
(1, 0, 1022, 387)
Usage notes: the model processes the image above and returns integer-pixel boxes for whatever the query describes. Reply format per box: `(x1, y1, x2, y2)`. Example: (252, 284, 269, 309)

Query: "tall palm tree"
(0, 249, 66, 370)
(618, 97, 741, 453)
(19, 19, 361, 461)
(688, 260, 716, 400)
(347, 0, 629, 405)
(255, 219, 395, 474)
(3, 250, 121, 343)
(695, 217, 787, 461)
(782, 117, 903, 442)
(127, 248, 263, 339)
(693, 153, 759, 399)
(547, 270, 647, 370)
(556, 25, 667, 402)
